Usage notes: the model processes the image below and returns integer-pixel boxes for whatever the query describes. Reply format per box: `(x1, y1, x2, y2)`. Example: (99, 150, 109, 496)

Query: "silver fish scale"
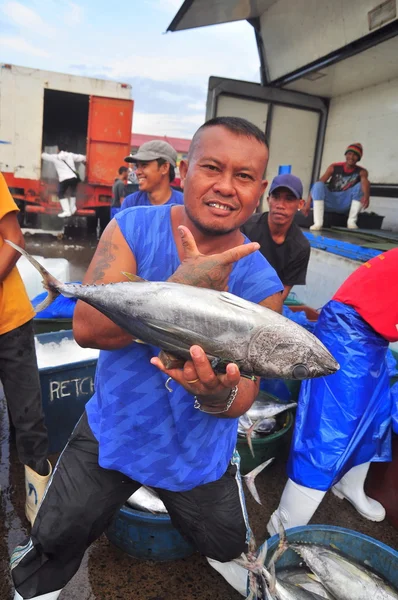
(9, 236, 338, 381)
(291, 544, 398, 600)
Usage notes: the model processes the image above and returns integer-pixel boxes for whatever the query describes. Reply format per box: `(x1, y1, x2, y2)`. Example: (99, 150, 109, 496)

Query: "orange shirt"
(333, 249, 398, 342)
(0, 173, 35, 335)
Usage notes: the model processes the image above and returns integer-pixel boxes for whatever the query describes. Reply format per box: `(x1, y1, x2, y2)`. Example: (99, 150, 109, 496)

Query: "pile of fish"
(235, 524, 398, 600)
(7, 240, 339, 381)
(238, 395, 297, 457)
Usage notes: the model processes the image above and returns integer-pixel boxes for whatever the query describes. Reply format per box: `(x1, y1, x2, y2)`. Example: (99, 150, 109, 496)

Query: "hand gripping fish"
(7, 240, 339, 380)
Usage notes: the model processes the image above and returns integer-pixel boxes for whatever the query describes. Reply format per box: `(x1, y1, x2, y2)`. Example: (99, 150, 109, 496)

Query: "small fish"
(277, 568, 336, 599)
(246, 399, 297, 421)
(7, 240, 339, 381)
(126, 486, 167, 514)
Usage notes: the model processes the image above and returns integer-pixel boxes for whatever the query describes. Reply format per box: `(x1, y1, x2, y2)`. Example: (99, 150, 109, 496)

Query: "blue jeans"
(311, 181, 363, 214)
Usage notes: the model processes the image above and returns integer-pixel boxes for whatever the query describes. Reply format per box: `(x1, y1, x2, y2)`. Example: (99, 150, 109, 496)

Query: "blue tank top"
(86, 205, 283, 491)
(122, 188, 184, 209)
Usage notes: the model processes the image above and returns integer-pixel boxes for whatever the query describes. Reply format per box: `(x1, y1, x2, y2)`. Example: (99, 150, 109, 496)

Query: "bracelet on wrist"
(193, 385, 239, 414)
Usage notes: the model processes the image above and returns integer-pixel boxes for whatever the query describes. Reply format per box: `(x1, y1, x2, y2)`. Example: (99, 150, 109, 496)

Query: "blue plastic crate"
(106, 505, 195, 561)
(36, 330, 97, 454)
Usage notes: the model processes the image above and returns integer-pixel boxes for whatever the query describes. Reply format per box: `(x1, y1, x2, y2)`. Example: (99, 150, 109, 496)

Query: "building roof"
(131, 133, 191, 154)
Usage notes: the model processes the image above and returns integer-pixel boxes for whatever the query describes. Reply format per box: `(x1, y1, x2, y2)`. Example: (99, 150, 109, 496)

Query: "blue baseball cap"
(269, 174, 303, 199)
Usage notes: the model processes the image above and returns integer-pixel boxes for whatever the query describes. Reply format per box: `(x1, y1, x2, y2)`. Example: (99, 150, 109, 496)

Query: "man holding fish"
(10, 117, 338, 600)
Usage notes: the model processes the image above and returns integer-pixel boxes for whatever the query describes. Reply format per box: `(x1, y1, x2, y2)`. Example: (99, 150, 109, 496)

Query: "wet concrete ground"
(1, 230, 397, 599)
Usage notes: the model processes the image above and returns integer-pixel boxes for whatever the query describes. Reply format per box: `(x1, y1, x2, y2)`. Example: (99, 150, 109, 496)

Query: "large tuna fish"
(7, 240, 339, 380)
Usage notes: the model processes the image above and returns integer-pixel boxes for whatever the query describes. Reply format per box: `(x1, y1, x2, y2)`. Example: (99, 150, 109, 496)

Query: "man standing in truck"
(303, 143, 370, 230)
(41, 146, 86, 218)
(122, 140, 184, 208)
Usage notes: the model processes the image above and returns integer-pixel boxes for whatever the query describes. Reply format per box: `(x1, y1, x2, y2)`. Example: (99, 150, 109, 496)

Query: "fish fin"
(5, 239, 62, 311)
(244, 458, 274, 504)
(158, 350, 185, 370)
(246, 423, 256, 458)
(220, 291, 261, 312)
(122, 271, 147, 282)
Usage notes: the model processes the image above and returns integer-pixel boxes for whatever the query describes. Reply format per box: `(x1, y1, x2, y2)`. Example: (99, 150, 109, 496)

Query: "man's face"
(179, 126, 268, 236)
(267, 187, 303, 227)
(134, 160, 169, 192)
(345, 151, 359, 167)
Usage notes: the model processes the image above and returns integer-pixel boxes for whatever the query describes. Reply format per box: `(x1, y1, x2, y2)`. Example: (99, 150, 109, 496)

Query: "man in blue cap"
(241, 173, 310, 301)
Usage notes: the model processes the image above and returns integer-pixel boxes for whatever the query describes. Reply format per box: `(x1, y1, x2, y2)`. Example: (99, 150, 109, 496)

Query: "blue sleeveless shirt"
(86, 205, 283, 491)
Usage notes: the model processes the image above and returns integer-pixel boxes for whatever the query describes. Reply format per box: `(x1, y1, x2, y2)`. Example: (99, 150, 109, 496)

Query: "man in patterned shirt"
(11, 117, 283, 600)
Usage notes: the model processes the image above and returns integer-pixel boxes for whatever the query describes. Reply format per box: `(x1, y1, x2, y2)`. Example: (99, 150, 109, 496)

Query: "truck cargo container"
(0, 63, 133, 230)
(168, 0, 398, 231)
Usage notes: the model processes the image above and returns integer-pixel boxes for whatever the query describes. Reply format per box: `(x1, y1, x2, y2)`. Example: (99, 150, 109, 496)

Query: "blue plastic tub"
(36, 330, 97, 454)
(266, 525, 398, 588)
(106, 504, 195, 561)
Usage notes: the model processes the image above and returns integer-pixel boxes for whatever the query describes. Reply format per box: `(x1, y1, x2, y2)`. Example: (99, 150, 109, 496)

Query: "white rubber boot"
(347, 199, 361, 229)
(309, 200, 324, 231)
(69, 197, 77, 215)
(14, 590, 62, 599)
(332, 462, 386, 522)
(267, 479, 326, 537)
(58, 198, 71, 218)
(207, 557, 248, 597)
(25, 460, 52, 526)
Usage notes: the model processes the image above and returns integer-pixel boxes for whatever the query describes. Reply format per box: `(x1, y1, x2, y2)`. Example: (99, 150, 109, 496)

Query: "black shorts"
(11, 412, 249, 598)
(58, 177, 79, 198)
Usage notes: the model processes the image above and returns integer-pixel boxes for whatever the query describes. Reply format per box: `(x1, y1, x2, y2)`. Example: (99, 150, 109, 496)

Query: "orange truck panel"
(86, 96, 133, 186)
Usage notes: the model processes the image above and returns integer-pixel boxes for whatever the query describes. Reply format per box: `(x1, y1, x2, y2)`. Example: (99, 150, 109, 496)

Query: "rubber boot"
(69, 197, 77, 215)
(58, 198, 71, 218)
(332, 463, 386, 522)
(14, 590, 62, 599)
(25, 460, 52, 526)
(267, 479, 326, 537)
(346, 199, 361, 229)
(207, 557, 248, 597)
(309, 200, 324, 231)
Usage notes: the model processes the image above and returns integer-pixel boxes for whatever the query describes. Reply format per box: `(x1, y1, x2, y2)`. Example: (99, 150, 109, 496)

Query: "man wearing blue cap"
(241, 174, 310, 301)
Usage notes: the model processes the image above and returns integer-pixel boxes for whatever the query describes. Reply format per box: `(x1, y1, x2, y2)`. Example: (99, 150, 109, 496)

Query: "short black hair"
(189, 116, 268, 159)
(157, 158, 175, 182)
(118, 166, 128, 175)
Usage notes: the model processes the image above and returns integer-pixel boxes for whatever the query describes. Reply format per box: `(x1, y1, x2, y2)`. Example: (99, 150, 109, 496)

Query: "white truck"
(0, 63, 133, 230)
(168, 0, 398, 231)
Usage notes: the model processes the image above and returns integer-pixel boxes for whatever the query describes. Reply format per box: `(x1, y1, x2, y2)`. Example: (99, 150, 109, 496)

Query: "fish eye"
(292, 364, 309, 380)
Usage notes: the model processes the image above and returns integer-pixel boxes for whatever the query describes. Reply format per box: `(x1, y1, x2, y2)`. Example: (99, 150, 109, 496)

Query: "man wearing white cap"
(122, 140, 184, 209)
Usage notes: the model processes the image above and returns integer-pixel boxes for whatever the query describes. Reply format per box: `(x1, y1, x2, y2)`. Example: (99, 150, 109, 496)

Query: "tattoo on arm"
(171, 259, 231, 291)
(91, 222, 119, 282)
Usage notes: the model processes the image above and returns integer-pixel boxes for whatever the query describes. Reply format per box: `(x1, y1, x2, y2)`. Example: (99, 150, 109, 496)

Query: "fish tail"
(5, 239, 62, 312)
(267, 518, 289, 570)
(244, 458, 274, 505)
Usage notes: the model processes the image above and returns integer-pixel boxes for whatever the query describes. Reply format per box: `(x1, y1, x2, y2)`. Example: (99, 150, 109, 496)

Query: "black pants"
(0, 320, 48, 473)
(12, 411, 249, 598)
(58, 177, 78, 198)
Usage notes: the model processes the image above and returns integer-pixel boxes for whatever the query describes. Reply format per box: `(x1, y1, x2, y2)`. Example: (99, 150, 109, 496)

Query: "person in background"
(303, 143, 370, 231)
(267, 249, 398, 535)
(41, 146, 86, 218)
(0, 172, 51, 526)
(111, 166, 129, 219)
(122, 140, 184, 208)
(241, 174, 310, 302)
(11, 117, 283, 600)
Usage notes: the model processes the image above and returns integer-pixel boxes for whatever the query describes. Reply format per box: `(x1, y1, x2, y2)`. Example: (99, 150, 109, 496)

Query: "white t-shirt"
(41, 151, 85, 182)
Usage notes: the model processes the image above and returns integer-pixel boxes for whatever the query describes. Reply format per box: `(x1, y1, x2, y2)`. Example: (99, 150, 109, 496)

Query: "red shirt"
(333, 249, 398, 342)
